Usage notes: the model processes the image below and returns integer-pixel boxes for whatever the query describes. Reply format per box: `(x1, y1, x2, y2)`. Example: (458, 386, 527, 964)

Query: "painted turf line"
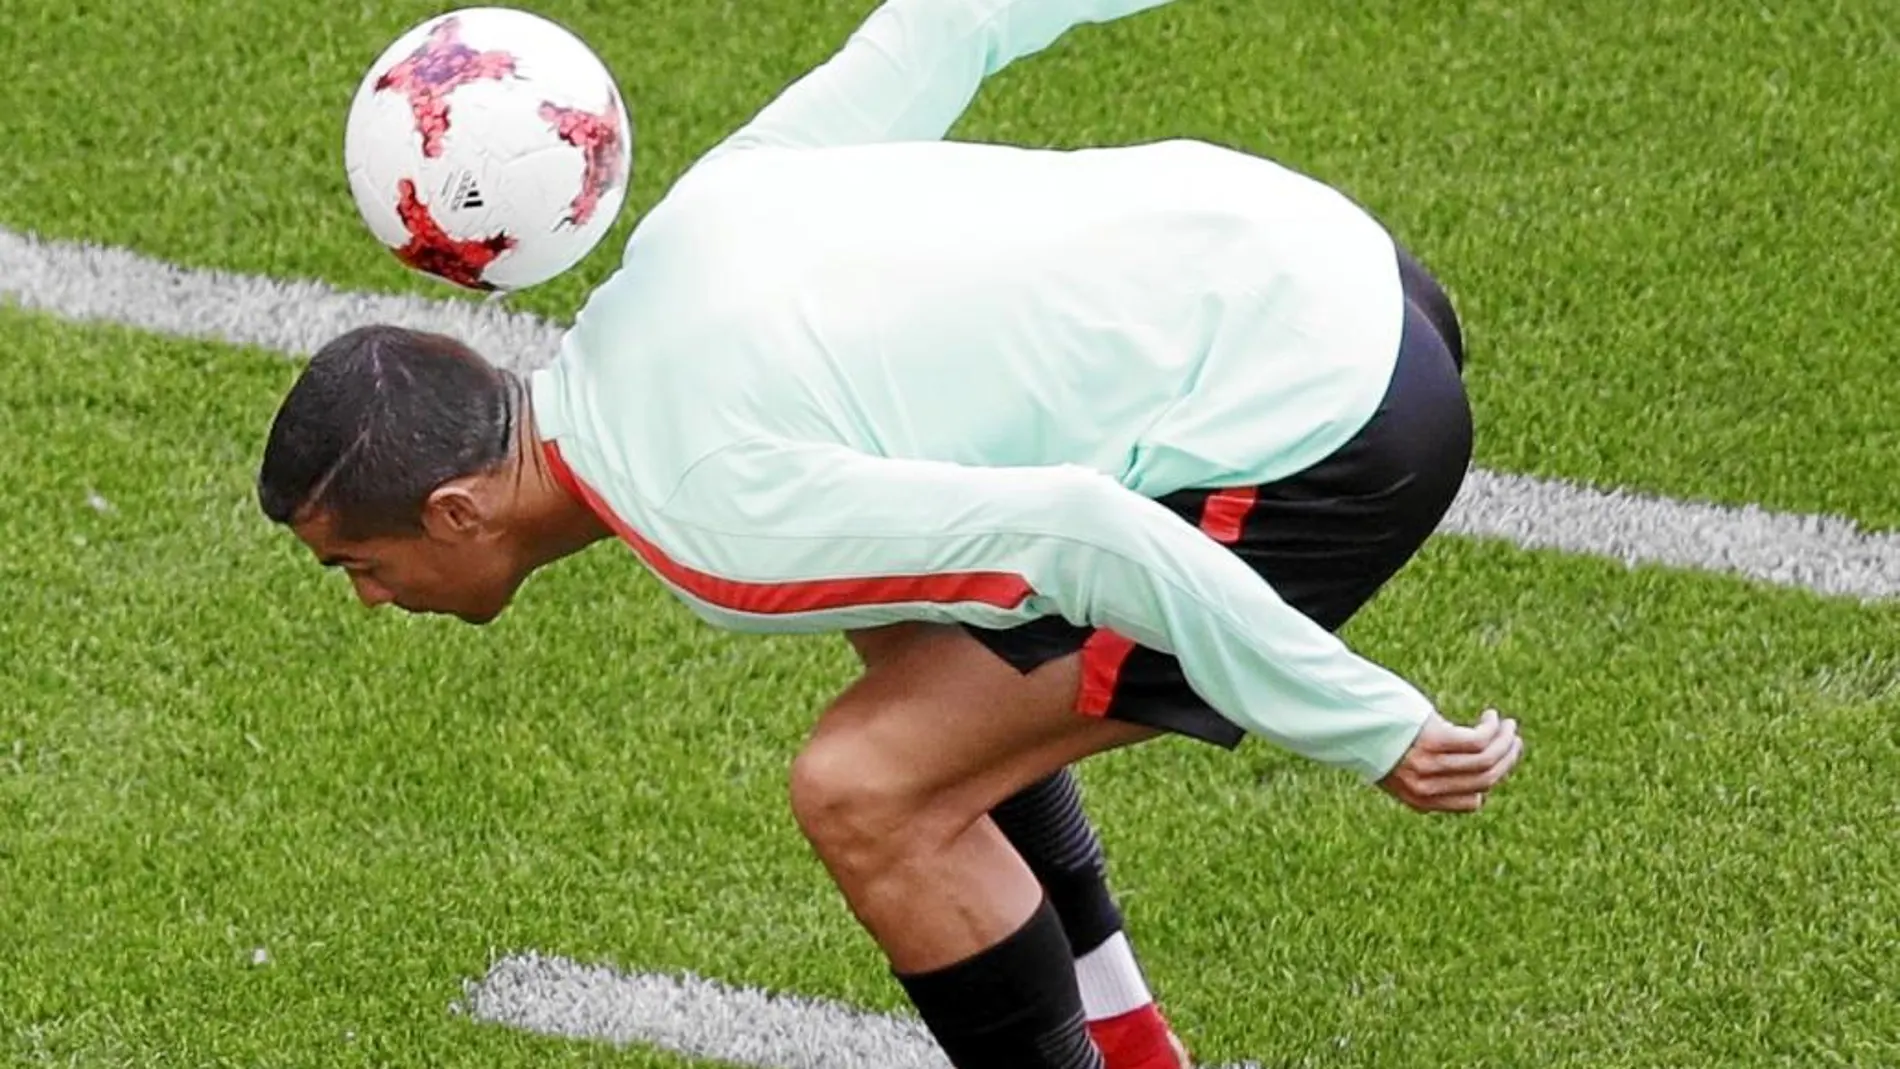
(5, 225, 1896, 601)
(460, 952, 1263, 1069)
(0, 228, 1277, 1067)
(7, 230, 1894, 1063)
(459, 954, 957, 1069)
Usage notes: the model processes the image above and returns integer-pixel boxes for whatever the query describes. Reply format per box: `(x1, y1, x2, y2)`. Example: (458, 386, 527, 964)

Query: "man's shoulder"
(675, 136, 1063, 202)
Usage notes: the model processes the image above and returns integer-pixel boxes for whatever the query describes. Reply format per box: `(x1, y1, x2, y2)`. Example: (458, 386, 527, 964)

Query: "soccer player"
(257, 0, 1525, 1065)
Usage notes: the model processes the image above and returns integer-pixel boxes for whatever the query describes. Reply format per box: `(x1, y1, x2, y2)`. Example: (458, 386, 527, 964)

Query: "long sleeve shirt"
(529, 0, 1434, 782)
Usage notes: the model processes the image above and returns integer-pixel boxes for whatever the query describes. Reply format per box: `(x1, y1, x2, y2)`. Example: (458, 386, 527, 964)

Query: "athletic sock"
(993, 772, 1183, 1067)
(992, 770, 1125, 953)
(1076, 932, 1154, 1018)
(895, 896, 1104, 1069)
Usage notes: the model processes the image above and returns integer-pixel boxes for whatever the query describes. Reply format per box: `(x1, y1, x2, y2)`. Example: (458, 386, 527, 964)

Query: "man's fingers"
(1423, 716, 1519, 774)
(1382, 709, 1525, 814)
(1422, 708, 1501, 754)
(1414, 737, 1523, 799)
(1397, 787, 1485, 814)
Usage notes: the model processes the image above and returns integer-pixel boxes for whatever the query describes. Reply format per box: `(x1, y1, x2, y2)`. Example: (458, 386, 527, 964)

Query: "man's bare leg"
(794, 623, 1153, 1068)
(802, 623, 1153, 969)
(846, 625, 1189, 1069)
(806, 623, 1520, 1069)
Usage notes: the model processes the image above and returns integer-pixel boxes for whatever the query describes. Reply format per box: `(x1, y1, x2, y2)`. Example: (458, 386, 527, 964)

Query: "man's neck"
(509, 397, 614, 571)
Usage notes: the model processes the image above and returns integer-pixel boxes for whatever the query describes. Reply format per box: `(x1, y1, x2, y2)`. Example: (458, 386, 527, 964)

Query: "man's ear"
(420, 479, 490, 542)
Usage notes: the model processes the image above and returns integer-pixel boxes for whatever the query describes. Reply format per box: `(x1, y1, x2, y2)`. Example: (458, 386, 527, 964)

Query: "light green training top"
(530, 0, 1435, 782)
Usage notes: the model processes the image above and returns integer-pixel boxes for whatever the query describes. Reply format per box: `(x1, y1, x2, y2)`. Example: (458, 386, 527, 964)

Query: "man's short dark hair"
(258, 325, 516, 538)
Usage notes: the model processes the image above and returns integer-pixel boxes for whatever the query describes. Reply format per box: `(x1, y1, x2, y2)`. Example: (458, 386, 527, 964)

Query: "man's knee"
(787, 718, 969, 876)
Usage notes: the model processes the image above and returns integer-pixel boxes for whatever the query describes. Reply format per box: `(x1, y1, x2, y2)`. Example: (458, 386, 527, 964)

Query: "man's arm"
(642, 439, 1435, 784)
(708, 0, 1176, 155)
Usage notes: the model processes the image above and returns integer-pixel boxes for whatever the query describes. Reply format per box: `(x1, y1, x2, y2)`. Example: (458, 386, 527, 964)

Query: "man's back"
(522, 0, 1446, 781)
(552, 134, 1404, 502)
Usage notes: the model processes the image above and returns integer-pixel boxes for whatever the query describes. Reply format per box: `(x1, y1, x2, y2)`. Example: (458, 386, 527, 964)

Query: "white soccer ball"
(343, 7, 633, 292)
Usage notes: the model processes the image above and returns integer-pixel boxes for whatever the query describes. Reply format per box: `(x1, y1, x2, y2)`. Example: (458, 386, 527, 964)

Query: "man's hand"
(1378, 709, 1522, 813)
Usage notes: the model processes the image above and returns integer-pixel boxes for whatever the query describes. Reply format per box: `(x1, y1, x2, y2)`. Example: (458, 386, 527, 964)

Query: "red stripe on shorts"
(1074, 484, 1262, 718)
(1198, 485, 1260, 545)
(1076, 629, 1138, 717)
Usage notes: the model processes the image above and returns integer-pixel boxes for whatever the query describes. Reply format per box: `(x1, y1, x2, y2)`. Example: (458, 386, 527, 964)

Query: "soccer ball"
(343, 7, 633, 292)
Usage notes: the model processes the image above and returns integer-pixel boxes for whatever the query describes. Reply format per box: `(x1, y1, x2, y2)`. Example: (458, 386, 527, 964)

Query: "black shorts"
(962, 246, 1473, 748)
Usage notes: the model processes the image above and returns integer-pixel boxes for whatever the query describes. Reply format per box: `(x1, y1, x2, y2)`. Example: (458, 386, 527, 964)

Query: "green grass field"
(3, 2, 1897, 1067)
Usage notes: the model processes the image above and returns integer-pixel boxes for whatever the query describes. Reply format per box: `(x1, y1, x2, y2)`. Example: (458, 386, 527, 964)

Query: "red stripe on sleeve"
(541, 440, 1036, 616)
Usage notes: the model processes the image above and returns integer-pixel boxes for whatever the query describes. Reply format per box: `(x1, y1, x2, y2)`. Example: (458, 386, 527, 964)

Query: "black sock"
(895, 896, 1104, 1069)
(992, 768, 1124, 956)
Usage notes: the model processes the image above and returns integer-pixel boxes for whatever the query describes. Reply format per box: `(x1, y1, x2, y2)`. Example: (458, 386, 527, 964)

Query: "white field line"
(4, 225, 1895, 601)
(7, 224, 1894, 1062)
(459, 951, 1264, 1069)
